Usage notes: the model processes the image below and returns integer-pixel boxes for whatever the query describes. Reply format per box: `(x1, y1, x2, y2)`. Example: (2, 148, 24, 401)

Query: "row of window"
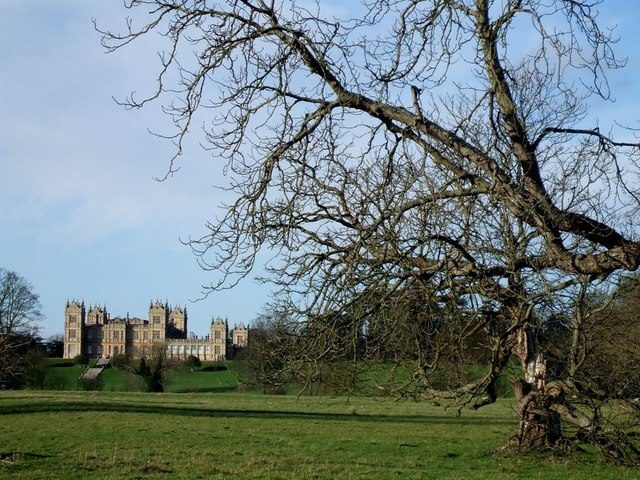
(82, 345, 122, 355)
(136, 331, 161, 340)
(168, 345, 221, 355)
(68, 330, 162, 341)
(68, 345, 118, 356)
(70, 344, 223, 357)
(85, 345, 104, 355)
(69, 315, 182, 327)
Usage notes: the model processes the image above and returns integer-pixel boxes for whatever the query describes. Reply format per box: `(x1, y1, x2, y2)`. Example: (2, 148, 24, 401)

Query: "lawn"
(40, 359, 246, 393)
(0, 391, 636, 479)
(166, 363, 245, 393)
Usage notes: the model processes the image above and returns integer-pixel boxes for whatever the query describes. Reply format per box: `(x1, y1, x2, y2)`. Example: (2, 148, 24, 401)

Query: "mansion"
(63, 300, 248, 361)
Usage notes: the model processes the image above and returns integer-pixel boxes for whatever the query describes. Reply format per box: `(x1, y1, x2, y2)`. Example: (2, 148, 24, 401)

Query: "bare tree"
(0, 268, 43, 336)
(244, 306, 295, 394)
(101, 0, 640, 458)
(45, 334, 64, 358)
(0, 268, 43, 389)
(0, 334, 22, 389)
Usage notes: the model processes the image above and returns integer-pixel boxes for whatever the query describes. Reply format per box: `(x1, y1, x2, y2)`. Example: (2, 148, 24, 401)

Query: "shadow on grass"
(0, 401, 514, 426)
(198, 365, 227, 372)
(169, 386, 239, 394)
(49, 363, 76, 368)
(0, 451, 53, 460)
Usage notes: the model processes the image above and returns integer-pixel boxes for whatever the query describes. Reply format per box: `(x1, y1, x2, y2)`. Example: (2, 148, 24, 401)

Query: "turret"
(169, 305, 188, 338)
(232, 323, 249, 348)
(86, 304, 108, 325)
(63, 300, 85, 358)
(148, 300, 168, 343)
(210, 317, 228, 360)
(149, 300, 169, 326)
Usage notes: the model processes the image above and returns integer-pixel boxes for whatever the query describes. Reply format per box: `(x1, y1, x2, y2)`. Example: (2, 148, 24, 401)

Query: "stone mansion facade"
(63, 300, 248, 361)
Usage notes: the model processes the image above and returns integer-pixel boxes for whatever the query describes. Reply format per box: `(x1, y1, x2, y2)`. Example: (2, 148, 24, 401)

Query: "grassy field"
(0, 391, 636, 479)
(38, 359, 521, 397)
(41, 359, 247, 393)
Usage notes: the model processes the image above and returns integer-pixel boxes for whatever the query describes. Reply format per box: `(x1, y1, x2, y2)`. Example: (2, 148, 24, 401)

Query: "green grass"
(37, 359, 519, 397)
(166, 362, 246, 393)
(43, 359, 88, 389)
(0, 390, 637, 479)
(38, 359, 244, 393)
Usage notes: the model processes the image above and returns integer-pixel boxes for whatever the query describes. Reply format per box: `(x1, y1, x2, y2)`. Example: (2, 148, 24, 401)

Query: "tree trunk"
(513, 328, 562, 448)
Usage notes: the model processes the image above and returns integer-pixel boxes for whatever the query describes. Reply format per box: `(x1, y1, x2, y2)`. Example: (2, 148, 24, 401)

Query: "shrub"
(184, 355, 201, 370)
(44, 370, 71, 390)
(78, 376, 103, 391)
(136, 357, 151, 377)
(73, 354, 89, 366)
(137, 356, 167, 392)
(146, 357, 166, 392)
(123, 372, 146, 392)
(111, 354, 130, 370)
(199, 364, 227, 372)
(23, 350, 48, 390)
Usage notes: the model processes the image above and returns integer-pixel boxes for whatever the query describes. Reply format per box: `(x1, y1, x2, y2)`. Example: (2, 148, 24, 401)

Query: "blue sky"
(1, 0, 639, 337)
(0, 0, 276, 337)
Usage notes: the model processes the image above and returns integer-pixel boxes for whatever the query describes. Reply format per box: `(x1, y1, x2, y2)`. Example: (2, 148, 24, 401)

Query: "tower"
(210, 317, 228, 360)
(63, 300, 85, 358)
(169, 305, 188, 338)
(148, 300, 169, 342)
(148, 301, 169, 326)
(86, 304, 107, 325)
(232, 323, 249, 348)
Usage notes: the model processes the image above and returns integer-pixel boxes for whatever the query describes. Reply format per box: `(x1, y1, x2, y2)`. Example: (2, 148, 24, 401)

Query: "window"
(153, 315, 161, 324)
(97, 346, 103, 355)
(153, 331, 160, 340)
(69, 329, 76, 339)
(143, 332, 148, 341)
(214, 331, 221, 340)
(68, 315, 76, 324)
(113, 331, 120, 341)
(87, 345, 92, 354)
(214, 345, 221, 355)
(87, 330, 93, 339)
(69, 345, 77, 355)
(134, 331, 139, 340)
